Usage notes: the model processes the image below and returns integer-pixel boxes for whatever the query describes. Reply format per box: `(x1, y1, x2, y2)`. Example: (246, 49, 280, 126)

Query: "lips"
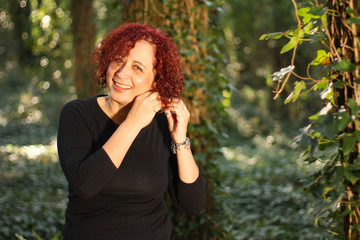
(113, 80, 132, 90)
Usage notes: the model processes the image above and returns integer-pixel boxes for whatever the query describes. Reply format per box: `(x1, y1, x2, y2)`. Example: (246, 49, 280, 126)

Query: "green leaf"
(259, 34, 268, 40)
(333, 81, 350, 89)
(309, 112, 319, 121)
(284, 92, 294, 104)
(333, 59, 356, 72)
(343, 133, 356, 156)
(298, 6, 320, 24)
(346, 7, 357, 15)
(302, 14, 312, 25)
(304, 157, 318, 163)
(285, 81, 306, 104)
(280, 37, 297, 54)
(311, 50, 330, 66)
(313, 81, 329, 90)
(344, 171, 358, 185)
(320, 82, 333, 100)
(353, 131, 360, 141)
(346, 162, 360, 171)
(310, 31, 326, 43)
(319, 138, 336, 150)
(259, 32, 283, 40)
(336, 111, 351, 131)
(297, 7, 311, 16)
(308, 6, 326, 17)
(317, 114, 330, 125)
(347, 17, 360, 25)
(348, 98, 360, 117)
(302, 22, 314, 36)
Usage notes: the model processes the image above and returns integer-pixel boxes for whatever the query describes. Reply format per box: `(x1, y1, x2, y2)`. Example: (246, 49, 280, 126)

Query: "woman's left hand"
(164, 99, 190, 143)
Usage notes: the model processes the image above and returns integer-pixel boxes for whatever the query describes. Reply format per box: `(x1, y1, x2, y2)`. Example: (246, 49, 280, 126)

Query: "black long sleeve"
(57, 100, 118, 199)
(57, 96, 205, 240)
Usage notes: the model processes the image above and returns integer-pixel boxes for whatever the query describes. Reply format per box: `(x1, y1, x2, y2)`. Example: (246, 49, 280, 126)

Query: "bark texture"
(327, 0, 360, 239)
(71, 0, 98, 98)
(120, 0, 222, 239)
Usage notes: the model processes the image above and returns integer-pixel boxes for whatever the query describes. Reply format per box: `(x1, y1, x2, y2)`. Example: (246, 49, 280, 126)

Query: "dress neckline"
(93, 95, 158, 130)
(94, 95, 119, 127)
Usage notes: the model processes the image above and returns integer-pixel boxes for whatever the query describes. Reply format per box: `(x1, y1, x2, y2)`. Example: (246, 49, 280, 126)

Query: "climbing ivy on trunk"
(120, 0, 231, 239)
(261, 0, 360, 238)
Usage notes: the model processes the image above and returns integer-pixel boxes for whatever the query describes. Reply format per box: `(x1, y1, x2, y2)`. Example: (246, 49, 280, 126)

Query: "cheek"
(135, 75, 155, 88)
(105, 72, 111, 85)
(105, 66, 111, 77)
(105, 65, 116, 82)
(145, 78, 155, 90)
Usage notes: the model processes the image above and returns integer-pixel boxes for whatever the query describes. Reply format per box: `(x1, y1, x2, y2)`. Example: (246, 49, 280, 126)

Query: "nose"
(114, 63, 130, 80)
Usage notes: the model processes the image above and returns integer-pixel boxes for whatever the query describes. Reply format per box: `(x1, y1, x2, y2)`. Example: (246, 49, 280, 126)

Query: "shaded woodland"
(1, 0, 359, 239)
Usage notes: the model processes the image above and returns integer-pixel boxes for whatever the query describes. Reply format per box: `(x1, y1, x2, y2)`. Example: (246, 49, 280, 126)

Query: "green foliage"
(285, 80, 306, 104)
(156, 1, 234, 238)
(225, 0, 322, 136)
(333, 59, 356, 72)
(0, 0, 74, 128)
(261, 0, 360, 237)
(0, 1, 76, 239)
(221, 132, 333, 239)
(0, 142, 67, 240)
(1, 0, 349, 239)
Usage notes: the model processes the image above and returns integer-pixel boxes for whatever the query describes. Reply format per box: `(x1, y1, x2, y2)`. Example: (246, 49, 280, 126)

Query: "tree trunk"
(9, 0, 33, 65)
(71, 0, 98, 98)
(328, 0, 360, 239)
(120, 0, 222, 239)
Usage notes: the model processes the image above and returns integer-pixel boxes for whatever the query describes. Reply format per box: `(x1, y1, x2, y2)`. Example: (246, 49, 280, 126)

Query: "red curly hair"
(91, 23, 184, 107)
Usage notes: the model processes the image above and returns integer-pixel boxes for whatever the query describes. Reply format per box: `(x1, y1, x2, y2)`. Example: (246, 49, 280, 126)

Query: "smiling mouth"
(114, 81, 132, 89)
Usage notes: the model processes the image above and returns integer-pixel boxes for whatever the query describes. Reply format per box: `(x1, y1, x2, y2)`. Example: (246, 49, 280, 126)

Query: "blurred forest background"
(0, 0, 334, 239)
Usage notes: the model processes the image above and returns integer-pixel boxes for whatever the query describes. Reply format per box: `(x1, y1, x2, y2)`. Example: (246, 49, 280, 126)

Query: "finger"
(165, 101, 183, 111)
(137, 92, 161, 107)
(167, 103, 188, 117)
(137, 91, 154, 98)
(136, 90, 159, 101)
(170, 98, 181, 104)
(165, 110, 174, 130)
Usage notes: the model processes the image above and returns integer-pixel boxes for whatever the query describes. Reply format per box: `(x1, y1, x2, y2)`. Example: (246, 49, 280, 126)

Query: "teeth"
(115, 82, 131, 89)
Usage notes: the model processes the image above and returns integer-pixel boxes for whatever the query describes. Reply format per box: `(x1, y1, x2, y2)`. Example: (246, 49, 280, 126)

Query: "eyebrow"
(134, 60, 147, 69)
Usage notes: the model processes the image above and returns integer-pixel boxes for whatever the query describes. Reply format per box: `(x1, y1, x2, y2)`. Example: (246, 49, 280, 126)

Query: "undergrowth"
(0, 114, 333, 239)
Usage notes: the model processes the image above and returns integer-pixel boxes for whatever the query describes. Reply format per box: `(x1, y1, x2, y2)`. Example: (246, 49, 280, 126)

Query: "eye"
(134, 65, 143, 72)
(115, 58, 123, 63)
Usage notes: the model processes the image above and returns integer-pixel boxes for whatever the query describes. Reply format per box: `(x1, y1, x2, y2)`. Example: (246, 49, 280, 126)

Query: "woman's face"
(106, 40, 156, 107)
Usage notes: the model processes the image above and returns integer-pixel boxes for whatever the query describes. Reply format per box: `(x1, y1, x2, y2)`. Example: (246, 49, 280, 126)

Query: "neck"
(105, 97, 133, 125)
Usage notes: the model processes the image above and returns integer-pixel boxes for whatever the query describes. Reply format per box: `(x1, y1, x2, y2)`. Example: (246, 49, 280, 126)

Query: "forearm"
(175, 147, 199, 184)
(168, 149, 205, 214)
(102, 119, 142, 168)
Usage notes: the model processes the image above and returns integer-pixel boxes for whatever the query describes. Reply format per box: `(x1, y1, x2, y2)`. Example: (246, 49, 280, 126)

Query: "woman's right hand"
(125, 91, 162, 130)
(103, 91, 161, 169)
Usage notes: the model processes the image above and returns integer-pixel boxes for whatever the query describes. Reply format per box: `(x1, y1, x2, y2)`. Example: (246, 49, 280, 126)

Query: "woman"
(57, 23, 205, 240)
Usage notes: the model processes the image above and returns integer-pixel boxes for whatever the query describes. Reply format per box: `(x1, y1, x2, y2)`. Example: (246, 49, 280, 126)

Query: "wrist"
(171, 137, 191, 154)
(121, 118, 143, 134)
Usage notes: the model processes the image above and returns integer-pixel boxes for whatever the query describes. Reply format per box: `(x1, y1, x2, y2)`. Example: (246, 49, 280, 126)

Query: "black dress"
(57, 96, 205, 240)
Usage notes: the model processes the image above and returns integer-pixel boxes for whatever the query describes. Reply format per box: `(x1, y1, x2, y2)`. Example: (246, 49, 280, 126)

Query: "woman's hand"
(164, 99, 190, 143)
(126, 91, 162, 130)
(165, 99, 199, 184)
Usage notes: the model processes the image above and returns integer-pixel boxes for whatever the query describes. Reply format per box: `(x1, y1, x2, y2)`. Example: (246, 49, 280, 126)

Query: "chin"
(110, 95, 134, 107)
